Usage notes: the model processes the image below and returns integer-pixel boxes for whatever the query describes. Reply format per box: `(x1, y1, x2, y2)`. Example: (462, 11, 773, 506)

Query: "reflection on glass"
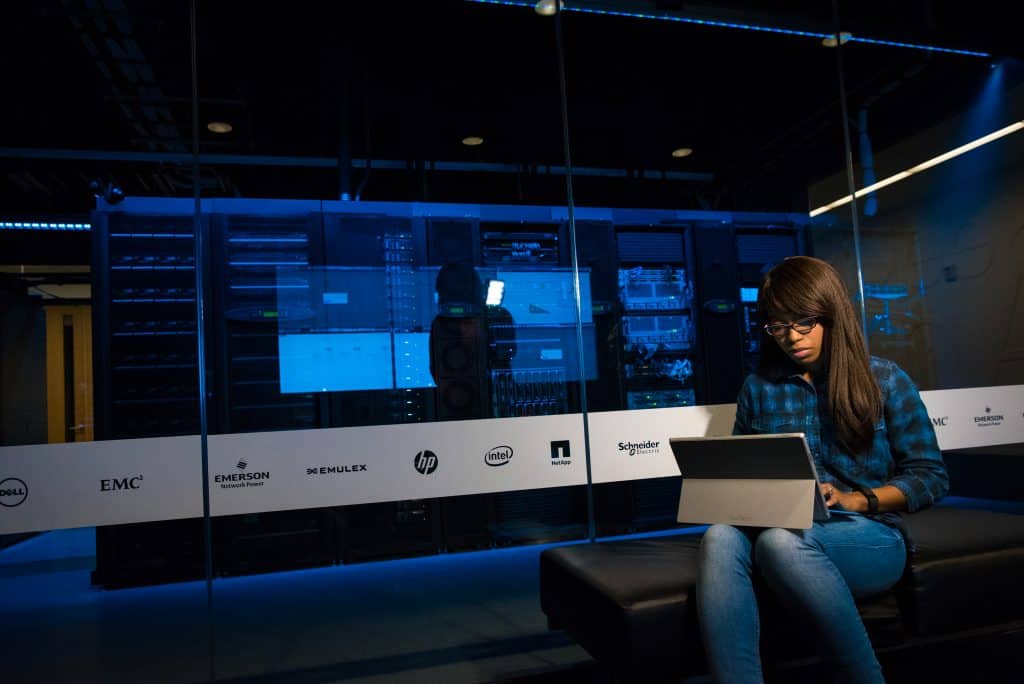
(274, 265, 597, 414)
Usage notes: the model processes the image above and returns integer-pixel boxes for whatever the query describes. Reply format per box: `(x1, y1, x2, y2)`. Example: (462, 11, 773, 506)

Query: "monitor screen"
(496, 270, 592, 326)
(740, 287, 759, 304)
(279, 332, 393, 393)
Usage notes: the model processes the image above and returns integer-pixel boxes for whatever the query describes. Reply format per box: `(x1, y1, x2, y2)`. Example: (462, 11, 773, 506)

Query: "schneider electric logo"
(414, 450, 438, 475)
(618, 440, 660, 456)
(974, 406, 1004, 428)
(484, 446, 513, 467)
(214, 458, 270, 489)
(0, 478, 28, 507)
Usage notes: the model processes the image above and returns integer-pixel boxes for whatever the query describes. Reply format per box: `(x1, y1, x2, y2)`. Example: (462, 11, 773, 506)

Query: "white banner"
(206, 414, 585, 517)
(1, 385, 1021, 534)
(920, 386, 1024, 451)
(586, 404, 735, 484)
(0, 436, 203, 534)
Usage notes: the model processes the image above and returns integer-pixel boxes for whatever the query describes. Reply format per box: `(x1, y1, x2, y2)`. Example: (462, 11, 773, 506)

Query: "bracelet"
(858, 486, 879, 514)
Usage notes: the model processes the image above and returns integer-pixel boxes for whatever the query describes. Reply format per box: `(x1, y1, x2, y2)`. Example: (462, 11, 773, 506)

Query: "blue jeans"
(696, 515, 906, 684)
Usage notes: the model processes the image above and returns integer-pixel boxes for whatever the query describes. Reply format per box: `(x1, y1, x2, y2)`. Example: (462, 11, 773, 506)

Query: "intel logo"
(484, 446, 513, 467)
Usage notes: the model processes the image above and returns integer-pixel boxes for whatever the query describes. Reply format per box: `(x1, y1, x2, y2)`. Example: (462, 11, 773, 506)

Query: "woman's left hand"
(819, 483, 866, 513)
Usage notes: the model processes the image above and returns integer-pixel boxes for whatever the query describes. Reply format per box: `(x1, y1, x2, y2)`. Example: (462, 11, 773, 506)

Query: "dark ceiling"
(1, 0, 1020, 218)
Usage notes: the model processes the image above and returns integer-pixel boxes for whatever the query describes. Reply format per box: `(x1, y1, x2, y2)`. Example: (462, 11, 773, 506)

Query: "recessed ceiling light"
(462, 136, 485, 146)
(534, 0, 563, 16)
(207, 121, 233, 134)
(671, 147, 693, 158)
(822, 32, 851, 48)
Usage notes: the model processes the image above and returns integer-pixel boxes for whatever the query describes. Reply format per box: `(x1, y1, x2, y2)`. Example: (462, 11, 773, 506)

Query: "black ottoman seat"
(540, 506, 1024, 683)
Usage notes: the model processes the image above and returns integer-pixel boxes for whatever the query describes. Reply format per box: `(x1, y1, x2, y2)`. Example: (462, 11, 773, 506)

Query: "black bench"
(540, 505, 1024, 682)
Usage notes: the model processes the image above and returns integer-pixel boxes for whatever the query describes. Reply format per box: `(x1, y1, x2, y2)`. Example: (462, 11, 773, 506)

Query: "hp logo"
(414, 450, 438, 475)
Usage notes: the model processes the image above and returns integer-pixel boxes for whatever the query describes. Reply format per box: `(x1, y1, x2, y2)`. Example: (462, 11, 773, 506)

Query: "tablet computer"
(670, 433, 830, 529)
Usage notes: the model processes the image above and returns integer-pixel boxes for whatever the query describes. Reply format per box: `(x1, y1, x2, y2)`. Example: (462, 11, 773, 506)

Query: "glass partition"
(557, 3, 838, 537)
(190, 3, 586, 680)
(6, 3, 1016, 682)
(816, 9, 1024, 502)
(0, 4, 209, 683)
(815, 27, 1024, 391)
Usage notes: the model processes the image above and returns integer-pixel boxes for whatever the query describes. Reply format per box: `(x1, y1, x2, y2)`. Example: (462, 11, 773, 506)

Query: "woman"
(696, 256, 948, 683)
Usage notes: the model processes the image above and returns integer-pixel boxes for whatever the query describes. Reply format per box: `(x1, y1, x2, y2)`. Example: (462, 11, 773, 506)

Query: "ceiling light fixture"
(463, 1, 990, 57)
(534, 0, 562, 15)
(809, 120, 1024, 218)
(821, 31, 851, 48)
(671, 147, 693, 158)
(462, 136, 485, 146)
(207, 121, 233, 134)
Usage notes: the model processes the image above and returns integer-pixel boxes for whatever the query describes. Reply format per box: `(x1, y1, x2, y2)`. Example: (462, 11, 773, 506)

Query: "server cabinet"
(90, 211, 210, 586)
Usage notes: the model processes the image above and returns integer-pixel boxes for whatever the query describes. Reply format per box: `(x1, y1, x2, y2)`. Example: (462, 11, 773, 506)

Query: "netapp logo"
(307, 465, 368, 476)
(931, 416, 949, 427)
(0, 478, 28, 507)
(618, 440, 660, 456)
(974, 406, 1004, 427)
(101, 475, 143, 492)
(550, 440, 571, 466)
(484, 446, 513, 467)
(414, 450, 438, 475)
(215, 458, 270, 489)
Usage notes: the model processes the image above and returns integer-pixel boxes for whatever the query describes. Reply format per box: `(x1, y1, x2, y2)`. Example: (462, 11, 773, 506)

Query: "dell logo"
(414, 450, 438, 475)
(0, 478, 28, 507)
(484, 446, 513, 467)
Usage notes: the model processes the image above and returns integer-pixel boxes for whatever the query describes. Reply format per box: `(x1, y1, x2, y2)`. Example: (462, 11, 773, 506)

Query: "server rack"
(480, 221, 592, 546)
(207, 212, 337, 576)
(90, 211, 209, 586)
(89, 200, 807, 585)
(327, 214, 443, 562)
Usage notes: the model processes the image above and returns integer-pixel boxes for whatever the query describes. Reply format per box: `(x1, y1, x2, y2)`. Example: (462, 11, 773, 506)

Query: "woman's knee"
(754, 527, 811, 568)
(700, 524, 752, 564)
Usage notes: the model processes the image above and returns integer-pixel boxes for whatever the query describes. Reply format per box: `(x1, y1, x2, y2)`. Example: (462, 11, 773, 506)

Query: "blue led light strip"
(464, 0, 991, 57)
(845, 36, 988, 57)
(1, 221, 91, 231)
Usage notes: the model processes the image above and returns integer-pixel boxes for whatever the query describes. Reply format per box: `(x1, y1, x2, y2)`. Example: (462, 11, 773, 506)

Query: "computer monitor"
(278, 331, 393, 393)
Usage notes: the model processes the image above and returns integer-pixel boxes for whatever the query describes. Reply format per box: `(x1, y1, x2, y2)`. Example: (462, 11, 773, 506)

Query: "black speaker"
(430, 315, 488, 419)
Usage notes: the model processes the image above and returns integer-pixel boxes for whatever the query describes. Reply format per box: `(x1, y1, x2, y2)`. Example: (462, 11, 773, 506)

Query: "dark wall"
(0, 298, 47, 445)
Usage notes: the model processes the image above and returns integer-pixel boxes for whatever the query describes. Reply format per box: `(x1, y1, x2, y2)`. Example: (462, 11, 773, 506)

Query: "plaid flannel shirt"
(733, 356, 949, 514)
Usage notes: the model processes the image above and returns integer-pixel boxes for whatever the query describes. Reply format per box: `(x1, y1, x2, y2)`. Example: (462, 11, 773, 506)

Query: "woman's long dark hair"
(758, 256, 881, 456)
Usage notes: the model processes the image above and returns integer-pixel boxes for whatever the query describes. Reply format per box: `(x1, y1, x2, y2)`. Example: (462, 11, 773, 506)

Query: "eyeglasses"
(763, 316, 818, 339)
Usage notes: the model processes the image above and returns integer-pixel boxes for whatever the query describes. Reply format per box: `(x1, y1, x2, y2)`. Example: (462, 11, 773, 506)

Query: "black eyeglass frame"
(763, 316, 819, 338)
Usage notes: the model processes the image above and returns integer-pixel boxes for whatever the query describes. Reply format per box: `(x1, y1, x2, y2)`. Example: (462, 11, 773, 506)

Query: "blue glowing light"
(845, 36, 989, 58)
(1, 221, 91, 231)
(463, 0, 990, 57)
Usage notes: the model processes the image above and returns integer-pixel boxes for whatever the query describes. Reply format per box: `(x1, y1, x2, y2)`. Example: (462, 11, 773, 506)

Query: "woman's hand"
(819, 483, 867, 513)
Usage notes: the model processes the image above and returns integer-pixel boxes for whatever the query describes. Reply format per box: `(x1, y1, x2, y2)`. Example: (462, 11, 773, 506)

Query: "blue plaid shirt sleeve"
(880, 362, 949, 512)
(733, 376, 754, 435)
